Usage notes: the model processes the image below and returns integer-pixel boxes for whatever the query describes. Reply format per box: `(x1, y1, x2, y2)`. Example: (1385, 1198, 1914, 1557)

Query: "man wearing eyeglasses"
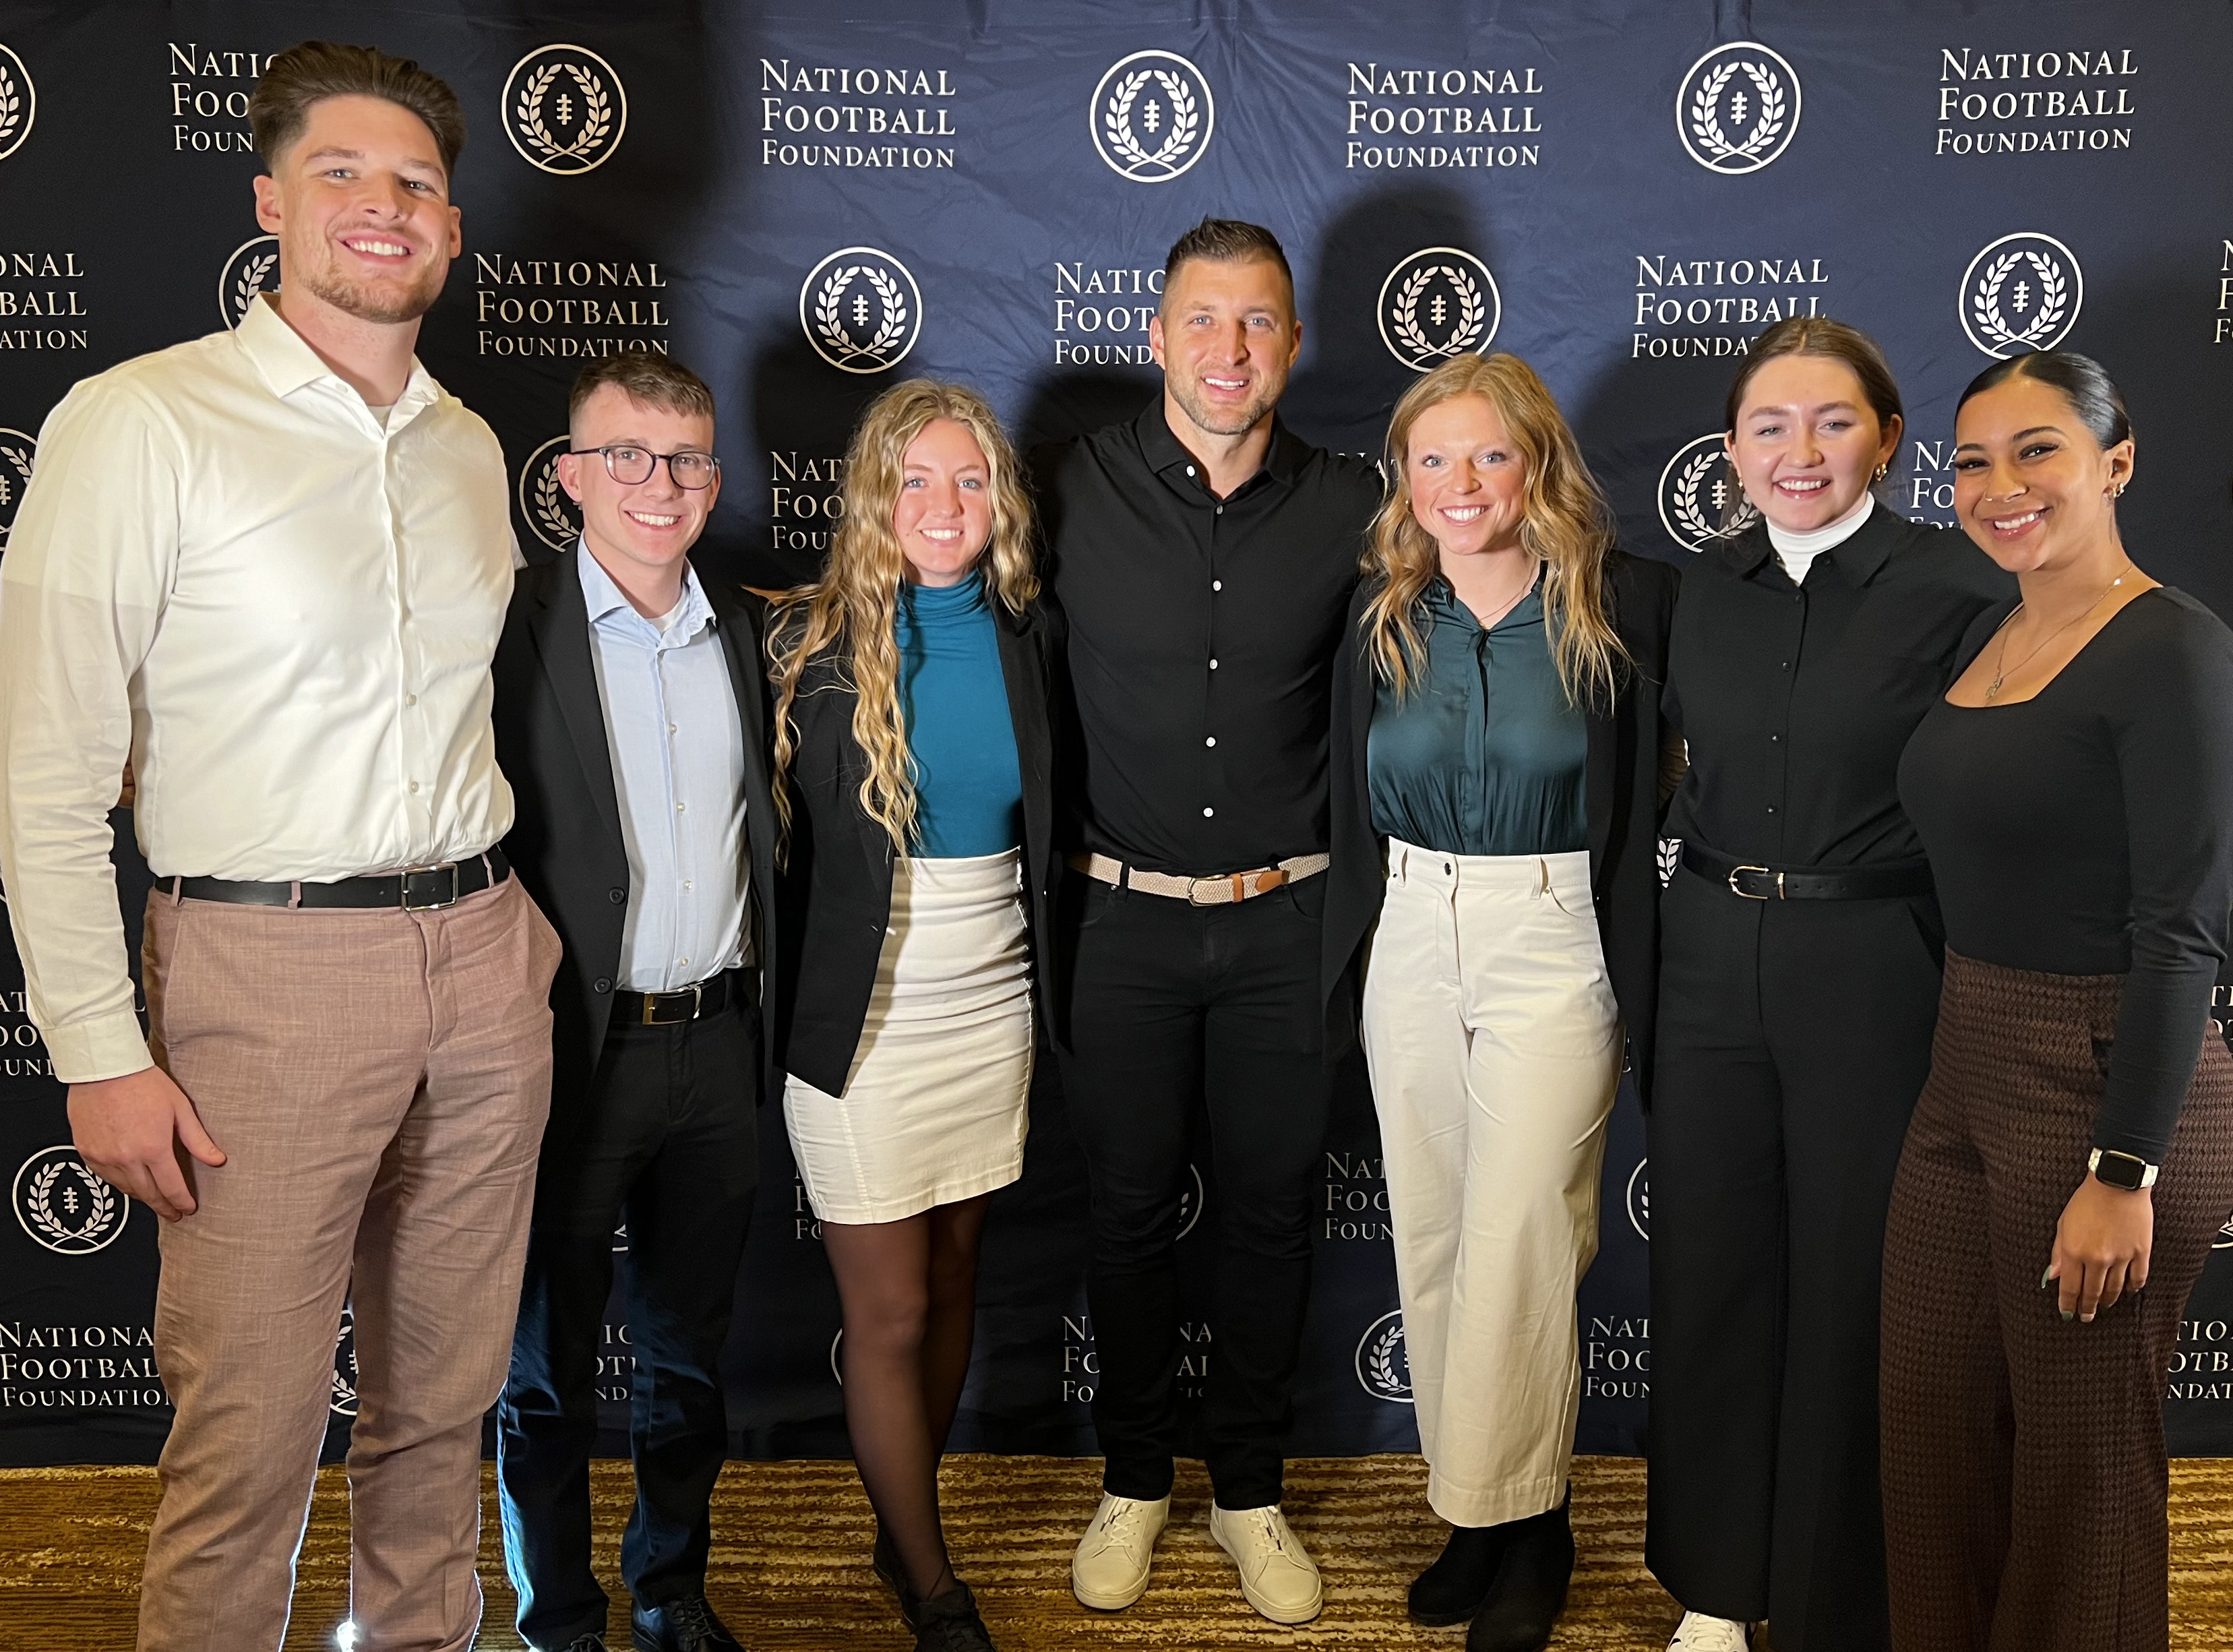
(491, 352, 777, 1652)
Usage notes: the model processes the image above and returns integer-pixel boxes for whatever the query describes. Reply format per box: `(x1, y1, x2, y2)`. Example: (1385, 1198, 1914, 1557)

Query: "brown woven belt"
(1066, 851, 1330, 907)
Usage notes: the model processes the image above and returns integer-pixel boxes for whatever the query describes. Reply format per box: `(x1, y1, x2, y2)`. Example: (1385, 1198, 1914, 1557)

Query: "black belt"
(615, 969, 746, 1027)
(1680, 841, 1932, 902)
(171, 848, 510, 911)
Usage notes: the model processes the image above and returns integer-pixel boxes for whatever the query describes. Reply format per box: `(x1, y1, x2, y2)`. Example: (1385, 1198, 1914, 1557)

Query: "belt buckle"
(642, 982, 702, 1026)
(400, 863, 461, 911)
(1186, 875, 1225, 907)
(1727, 864, 1774, 900)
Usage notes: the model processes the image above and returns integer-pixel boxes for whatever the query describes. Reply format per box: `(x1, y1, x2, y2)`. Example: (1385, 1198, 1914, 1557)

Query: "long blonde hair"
(1362, 353, 1627, 707)
(766, 380, 1039, 854)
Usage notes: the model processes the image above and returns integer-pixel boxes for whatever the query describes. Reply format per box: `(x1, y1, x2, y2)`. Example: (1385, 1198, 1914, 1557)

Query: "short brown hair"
(249, 41, 466, 177)
(1723, 315, 1903, 437)
(568, 353, 716, 432)
(1162, 218, 1293, 301)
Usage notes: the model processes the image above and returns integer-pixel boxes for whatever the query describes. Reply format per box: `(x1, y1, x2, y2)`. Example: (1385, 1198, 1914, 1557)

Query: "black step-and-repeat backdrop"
(3, 0, 2232, 1470)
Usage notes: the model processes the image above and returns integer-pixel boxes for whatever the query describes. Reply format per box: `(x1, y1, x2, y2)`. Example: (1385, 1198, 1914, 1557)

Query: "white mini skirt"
(783, 848, 1033, 1225)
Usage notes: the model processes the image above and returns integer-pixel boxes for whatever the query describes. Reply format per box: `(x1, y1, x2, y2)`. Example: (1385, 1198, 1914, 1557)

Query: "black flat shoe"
(1409, 1521, 1509, 1626)
(874, 1523, 923, 1628)
(913, 1580, 997, 1651)
(1466, 1495, 1574, 1652)
(631, 1593, 744, 1652)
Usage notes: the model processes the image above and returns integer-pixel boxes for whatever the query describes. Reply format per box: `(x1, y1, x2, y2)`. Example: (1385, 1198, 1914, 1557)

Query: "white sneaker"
(1071, 1492, 1170, 1610)
(1209, 1502, 1324, 1624)
(1669, 1611, 1754, 1651)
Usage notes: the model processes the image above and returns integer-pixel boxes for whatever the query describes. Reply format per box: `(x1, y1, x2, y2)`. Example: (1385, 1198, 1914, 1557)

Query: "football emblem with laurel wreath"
(13, 1145, 129, 1255)
(0, 44, 36, 164)
(503, 45, 628, 175)
(517, 435, 583, 555)
(1089, 51, 1215, 182)
(1959, 234, 2083, 359)
(1657, 433, 1757, 553)
(1376, 249, 1502, 372)
(0, 428, 36, 550)
(331, 1305, 359, 1417)
(1354, 1309, 1413, 1403)
(216, 235, 281, 330)
(799, 248, 924, 375)
(1676, 43, 1802, 174)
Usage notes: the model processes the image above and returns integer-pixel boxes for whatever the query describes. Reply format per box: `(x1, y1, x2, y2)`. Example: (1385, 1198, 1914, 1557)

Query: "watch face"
(2095, 1152, 2149, 1190)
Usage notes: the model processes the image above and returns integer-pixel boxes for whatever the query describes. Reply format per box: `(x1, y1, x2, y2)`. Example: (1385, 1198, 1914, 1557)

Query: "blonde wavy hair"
(1362, 353, 1627, 708)
(767, 380, 1039, 855)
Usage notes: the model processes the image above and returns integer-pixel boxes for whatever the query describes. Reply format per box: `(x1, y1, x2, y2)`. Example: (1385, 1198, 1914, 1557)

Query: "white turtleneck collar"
(1765, 490, 1875, 585)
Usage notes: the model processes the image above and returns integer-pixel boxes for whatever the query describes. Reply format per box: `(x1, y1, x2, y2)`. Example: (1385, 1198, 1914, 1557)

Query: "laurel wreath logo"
(1389, 264, 1488, 363)
(1971, 249, 2069, 353)
(1670, 448, 1757, 546)
(0, 443, 32, 516)
(232, 251, 277, 324)
(1689, 59, 1789, 167)
(2217, 1213, 2233, 1249)
(532, 462, 579, 545)
(1365, 1318, 1411, 1400)
(23, 1159, 119, 1250)
(331, 1312, 359, 1416)
(1657, 837, 1682, 889)
(812, 265, 911, 367)
(515, 61, 613, 164)
(1103, 67, 1200, 175)
(0, 63, 22, 154)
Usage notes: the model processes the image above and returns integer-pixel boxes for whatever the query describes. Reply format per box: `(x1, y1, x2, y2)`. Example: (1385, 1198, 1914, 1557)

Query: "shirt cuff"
(41, 1012, 154, 1087)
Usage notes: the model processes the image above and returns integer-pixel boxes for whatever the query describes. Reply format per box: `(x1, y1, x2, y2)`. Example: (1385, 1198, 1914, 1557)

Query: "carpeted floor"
(3, 1454, 2230, 1649)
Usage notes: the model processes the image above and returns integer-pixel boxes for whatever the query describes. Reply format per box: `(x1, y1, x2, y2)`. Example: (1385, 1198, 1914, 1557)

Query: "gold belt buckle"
(642, 982, 704, 1025)
(1728, 864, 1780, 900)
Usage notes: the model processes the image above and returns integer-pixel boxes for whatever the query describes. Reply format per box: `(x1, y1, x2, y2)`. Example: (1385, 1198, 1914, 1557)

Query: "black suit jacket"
(771, 596, 1062, 1098)
(1323, 550, 1680, 1101)
(491, 547, 783, 1106)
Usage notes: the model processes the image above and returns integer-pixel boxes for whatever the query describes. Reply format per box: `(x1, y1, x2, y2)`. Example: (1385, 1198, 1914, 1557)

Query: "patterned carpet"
(2, 1454, 2230, 1649)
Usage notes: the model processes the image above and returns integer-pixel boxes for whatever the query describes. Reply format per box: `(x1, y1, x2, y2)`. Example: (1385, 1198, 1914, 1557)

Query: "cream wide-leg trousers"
(1360, 840, 1622, 1529)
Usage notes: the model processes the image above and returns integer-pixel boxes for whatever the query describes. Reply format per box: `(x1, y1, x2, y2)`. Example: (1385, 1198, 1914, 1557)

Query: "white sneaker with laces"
(1209, 1502, 1324, 1624)
(1070, 1492, 1170, 1610)
(1668, 1610, 1754, 1651)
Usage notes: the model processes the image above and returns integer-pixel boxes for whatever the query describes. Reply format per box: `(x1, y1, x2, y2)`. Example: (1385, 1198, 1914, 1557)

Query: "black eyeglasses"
(569, 445, 719, 489)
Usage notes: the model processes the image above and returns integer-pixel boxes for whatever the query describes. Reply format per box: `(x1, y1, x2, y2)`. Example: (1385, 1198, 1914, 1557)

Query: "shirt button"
(683, 880, 694, 891)
(1767, 805, 1778, 814)
(675, 801, 686, 813)
(408, 781, 419, 794)
(1215, 505, 1225, 515)
(1213, 580, 1223, 592)
(1205, 736, 1217, 747)
(1781, 661, 1791, 671)
(1769, 733, 1780, 742)
(669, 723, 678, 735)
(1209, 659, 1219, 670)
(405, 693, 417, 707)
(1202, 806, 1215, 817)
(1186, 465, 1196, 477)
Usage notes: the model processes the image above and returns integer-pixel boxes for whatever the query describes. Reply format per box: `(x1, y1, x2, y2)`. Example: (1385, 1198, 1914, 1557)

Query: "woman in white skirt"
(766, 379, 1058, 1652)
(1322, 354, 1679, 1652)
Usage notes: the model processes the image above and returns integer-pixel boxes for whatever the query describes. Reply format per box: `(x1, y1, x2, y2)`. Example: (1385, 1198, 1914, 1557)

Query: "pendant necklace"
(1985, 565, 2132, 701)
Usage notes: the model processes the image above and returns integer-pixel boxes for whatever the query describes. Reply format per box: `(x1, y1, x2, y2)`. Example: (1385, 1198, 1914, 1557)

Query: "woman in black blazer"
(767, 379, 1059, 1652)
(1322, 353, 1678, 1652)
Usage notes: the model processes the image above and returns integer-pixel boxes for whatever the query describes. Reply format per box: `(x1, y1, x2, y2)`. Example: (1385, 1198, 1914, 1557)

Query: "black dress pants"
(496, 993, 760, 1651)
(1646, 866, 1943, 1652)
(1053, 870, 1335, 1512)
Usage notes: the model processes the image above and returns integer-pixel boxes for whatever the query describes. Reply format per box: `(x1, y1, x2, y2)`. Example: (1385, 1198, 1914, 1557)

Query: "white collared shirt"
(577, 545, 750, 991)
(0, 295, 516, 1081)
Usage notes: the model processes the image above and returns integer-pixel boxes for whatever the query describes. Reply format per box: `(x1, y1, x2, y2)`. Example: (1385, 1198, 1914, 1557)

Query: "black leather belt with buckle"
(171, 848, 511, 911)
(1680, 841, 1933, 902)
(616, 969, 742, 1027)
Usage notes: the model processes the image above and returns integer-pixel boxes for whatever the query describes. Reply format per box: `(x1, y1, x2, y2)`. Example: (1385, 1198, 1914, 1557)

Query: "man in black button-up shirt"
(1033, 220, 1381, 1624)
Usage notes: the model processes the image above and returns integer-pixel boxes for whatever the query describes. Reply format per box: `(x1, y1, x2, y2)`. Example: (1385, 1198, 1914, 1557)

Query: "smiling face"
(559, 384, 719, 590)
(1951, 372, 2134, 575)
(1405, 393, 1529, 563)
(892, 417, 991, 588)
(252, 92, 461, 327)
(1726, 353, 1901, 534)
(1149, 255, 1302, 440)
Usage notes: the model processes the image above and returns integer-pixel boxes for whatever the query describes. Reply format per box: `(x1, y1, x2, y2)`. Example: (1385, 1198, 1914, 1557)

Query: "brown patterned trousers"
(1880, 950, 2233, 1652)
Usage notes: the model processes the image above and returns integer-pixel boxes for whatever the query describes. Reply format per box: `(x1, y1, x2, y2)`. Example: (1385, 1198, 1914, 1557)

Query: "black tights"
(822, 1192, 991, 1602)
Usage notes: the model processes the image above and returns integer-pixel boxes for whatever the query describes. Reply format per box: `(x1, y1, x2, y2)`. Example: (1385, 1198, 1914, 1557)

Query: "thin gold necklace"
(1985, 565, 2132, 700)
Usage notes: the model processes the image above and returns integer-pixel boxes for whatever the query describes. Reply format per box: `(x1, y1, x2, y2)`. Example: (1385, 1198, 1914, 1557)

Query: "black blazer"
(491, 547, 783, 1105)
(770, 595, 1062, 1098)
(1323, 550, 1681, 1101)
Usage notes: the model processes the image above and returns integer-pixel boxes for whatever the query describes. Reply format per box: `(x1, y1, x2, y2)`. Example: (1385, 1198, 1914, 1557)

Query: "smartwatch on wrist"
(2089, 1148, 2159, 1191)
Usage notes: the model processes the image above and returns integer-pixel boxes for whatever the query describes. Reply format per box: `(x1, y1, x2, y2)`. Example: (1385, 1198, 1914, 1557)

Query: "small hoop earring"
(1872, 462, 1889, 482)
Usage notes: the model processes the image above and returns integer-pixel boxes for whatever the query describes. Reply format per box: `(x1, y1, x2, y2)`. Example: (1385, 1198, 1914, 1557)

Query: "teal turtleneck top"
(895, 568, 1024, 857)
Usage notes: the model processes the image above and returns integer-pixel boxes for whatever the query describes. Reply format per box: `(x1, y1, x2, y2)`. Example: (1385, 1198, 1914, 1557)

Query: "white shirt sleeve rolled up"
(0, 297, 516, 1083)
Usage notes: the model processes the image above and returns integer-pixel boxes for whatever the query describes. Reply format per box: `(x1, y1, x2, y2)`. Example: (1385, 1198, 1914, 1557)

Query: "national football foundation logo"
(1959, 233, 2083, 358)
(1626, 1159, 1650, 1242)
(331, 1304, 358, 1417)
(518, 436, 583, 553)
(1378, 249, 1501, 372)
(0, 43, 34, 164)
(1676, 42, 1802, 175)
(0, 425, 35, 551)
(800, 247, 923, 374)
(1355, 1308, 1413, 1403)
(1658, 433, 1756, 553)
(503, 44, 628, 175)
(13, 1144, 129, 1255)
(218, 234, 280, 328)
(1090, 51, 1215, 183)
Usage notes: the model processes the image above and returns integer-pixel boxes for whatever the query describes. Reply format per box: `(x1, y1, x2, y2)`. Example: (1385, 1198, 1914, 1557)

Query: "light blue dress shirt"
(578, 545, 750, 991)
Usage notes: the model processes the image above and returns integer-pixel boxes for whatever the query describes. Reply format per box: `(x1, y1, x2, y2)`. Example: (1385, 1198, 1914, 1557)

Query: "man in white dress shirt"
(0, 43, 557, 1652)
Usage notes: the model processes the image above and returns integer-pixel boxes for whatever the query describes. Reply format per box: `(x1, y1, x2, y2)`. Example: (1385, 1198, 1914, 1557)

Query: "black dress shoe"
(874, 1524, 923, 1628)
(912, 1581, 997, 1651)
(1467, 1495, 1574, 1652)
(553, 1637, 609, 1652)
(1409, 1521, 1510, 1626)
(632, 1594, 744, 1652)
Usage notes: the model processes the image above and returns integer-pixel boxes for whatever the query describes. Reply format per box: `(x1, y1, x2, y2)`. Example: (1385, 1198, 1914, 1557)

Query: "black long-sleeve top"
(1031, 402, 1382, 874)
(1898, 588, 2233, 1162)
(1663, 507, 2012, 865)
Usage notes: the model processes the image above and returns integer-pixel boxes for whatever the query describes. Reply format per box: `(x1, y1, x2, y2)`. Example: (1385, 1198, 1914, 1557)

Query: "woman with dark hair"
(1323, 353, 1678, 1652)
(767, 379, 1060, 1652)
(1883, 352, 2233, 1651)
(1645, 318, 2011, 1652)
